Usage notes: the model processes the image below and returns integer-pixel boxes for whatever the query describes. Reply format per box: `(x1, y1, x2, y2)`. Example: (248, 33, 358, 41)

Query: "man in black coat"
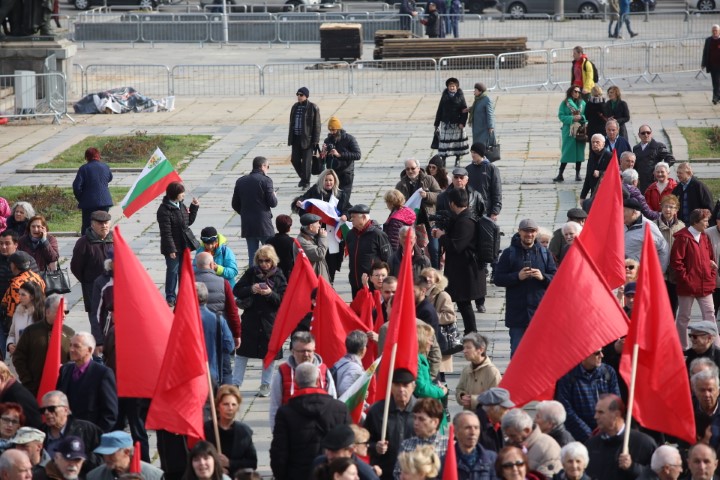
(56, 332, 118, 433)
(466, 143, 502, 221)
(363, 368, 417, 480)
(345, 205, 392, 298)
(0, 361, 42, 428)
(288, 86, 321, 189)
(701, 24, 720, 105)
(436, 167, 486, 221)
(672, 161, 715, 225)
(322, 116, 361, 203)
(231, 156, 278, 266)
(632, 125, 675, 192)
(269, 363, 350, 480)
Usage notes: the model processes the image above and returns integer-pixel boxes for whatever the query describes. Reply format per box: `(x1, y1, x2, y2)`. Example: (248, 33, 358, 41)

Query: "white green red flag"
(120, 148, 182, 218)
(338, 355, 382, 424)
(300, 199, 351, 254)
(404, 189, 423, 219)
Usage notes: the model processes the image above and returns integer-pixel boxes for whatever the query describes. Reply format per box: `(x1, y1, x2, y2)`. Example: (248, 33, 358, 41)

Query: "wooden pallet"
(373, 37, 528, 66)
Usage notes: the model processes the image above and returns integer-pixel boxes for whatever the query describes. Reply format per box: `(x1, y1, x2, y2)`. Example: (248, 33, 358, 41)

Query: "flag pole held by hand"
(622, 343, 639, 455)
(206, 362, 221, 453)
(380, 343, 398, 442)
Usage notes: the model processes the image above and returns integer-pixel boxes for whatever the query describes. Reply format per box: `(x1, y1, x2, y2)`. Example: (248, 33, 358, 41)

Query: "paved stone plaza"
(1, 41, 719, 475)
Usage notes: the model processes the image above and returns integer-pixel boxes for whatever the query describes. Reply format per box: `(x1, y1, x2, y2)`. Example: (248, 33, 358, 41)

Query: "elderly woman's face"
(655, 167, 668, 182)
(625, 261, 638, 281)
(661, 201, 678, 221)
(562, 456, 587, 480)
(591, 138, 605, 152)
(413, 411, 439, 439)
(563, 229, 578, 245)
(0, 409, 21, 439)
(192, 454, 215, 480)
(499, 449, 527, 480)
(257, 256, 274, 271)
(14, 207, 26, 222)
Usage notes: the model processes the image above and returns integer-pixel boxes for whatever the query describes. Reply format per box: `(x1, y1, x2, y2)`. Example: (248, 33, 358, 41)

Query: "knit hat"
(328, 116, 342, 130)
(296, 87, 310, 97)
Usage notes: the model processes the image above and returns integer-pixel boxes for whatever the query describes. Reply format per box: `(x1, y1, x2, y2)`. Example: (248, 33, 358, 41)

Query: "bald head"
(0, 450, 32, 480)
(196, 252, 213, 270)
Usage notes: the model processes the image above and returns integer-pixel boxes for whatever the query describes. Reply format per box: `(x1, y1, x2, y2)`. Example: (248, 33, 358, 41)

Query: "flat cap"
(11, 427, 45, 445)
(348, 204, 370, 215)
(321, 425, 356, 451)
(392, 368, 416, 384)
(300, 213, 322, 226)
(567, 207, 588, 220)
(8, 251, 32, 270)
(452, 167, 468, 177)
(477, 387, 515, 408)
(623, 198, 642, 211)
(688, 320, 718, 336)
(91, 210, 112, 222)
(518, 218, 539, 231)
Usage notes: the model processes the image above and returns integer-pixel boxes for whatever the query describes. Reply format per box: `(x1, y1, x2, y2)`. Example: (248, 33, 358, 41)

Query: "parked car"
(629, 0, 656, 11)
(74, 0, 154, 9)
(689, 0, 716, 10)
(467, 0, 499, 13)
(498, 0, 601, 17)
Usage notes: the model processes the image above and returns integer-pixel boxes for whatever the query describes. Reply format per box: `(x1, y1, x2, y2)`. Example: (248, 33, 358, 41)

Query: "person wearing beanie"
(467, 82, 495, 147)
(294, 213, 330, 282)
(194, 226, 239, 288)
(288, 87, 321, 190)
(321, 116, 361, 203)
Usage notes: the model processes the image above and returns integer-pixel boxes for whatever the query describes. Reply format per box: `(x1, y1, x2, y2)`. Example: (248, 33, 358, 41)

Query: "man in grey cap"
(345, 205, 391, 298)
(474, 387, 514, 453)
(495, 219, 556, 357)
(685, 321, 720, 373)
(310, 425, 380, 480)
(623, 197, 668, 271)
(548, 207, 588, 262)
(436, 167, 486, 221)
(87, 431, 163, 480)
(11, 427, 50, 476)
(295, 213, 330, 283)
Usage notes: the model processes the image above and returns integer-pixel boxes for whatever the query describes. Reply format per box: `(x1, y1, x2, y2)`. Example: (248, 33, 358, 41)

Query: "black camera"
(325, 143, 335, 152)
(429, 211, 452, 231)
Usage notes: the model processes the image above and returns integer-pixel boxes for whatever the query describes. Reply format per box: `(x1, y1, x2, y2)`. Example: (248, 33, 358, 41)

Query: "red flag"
(114, 226, 173, 397)
(264, 242, 319, 368)
(36, 297, 65, 403)
(313, 277, 369, 368)
(129, 442, 141, 473)
(442, 424, 458, 480)
(499, 236, 629, 407)
(581, 150, 626, 289)
(619, 225, 695, 444)
(145, 250, 209, 439)
(349, 286, 380, 404)
(375, 234, 418, 401)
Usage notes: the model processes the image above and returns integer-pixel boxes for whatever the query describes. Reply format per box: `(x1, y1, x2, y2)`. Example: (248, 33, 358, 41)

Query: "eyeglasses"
(573, 90, 581, 93)
(625, 265, 636, 270)
(40, 405, 63, 414)
(689, 333, 710, 339)
(639, 131, 652, 135)
(501, 461, 525, 469)
(257, 259, 272, 264)
(0, 417, 19, 425)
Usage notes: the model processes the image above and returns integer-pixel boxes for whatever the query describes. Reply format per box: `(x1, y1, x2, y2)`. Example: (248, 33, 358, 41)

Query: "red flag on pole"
(113, 226, 173, 397)
(264, 242, 319, 369)
(499, 236, 629, 407)
(145, 250, 209, 439)
(580, 150, 626, 289)
(442, 423, 458, 480)
(375, 234, 418, 401)
(129, 442, 141, 473)
(619, 225, 695, 444)
(36, 297, 65, 403)
(313, 276, 370, 368)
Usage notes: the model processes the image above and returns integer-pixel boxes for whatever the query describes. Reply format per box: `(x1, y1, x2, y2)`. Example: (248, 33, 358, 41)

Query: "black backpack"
(585, 59, 599, 84)
(474, 215, 501, 264)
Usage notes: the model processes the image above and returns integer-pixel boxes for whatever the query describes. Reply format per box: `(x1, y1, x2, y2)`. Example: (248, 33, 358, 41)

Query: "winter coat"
(440, 209, 484, 302)
(156, 196, 199, 256)
(194, 234, 239, 287)
(322, 129, 362, 176)
(414, 355, 447, 428)
(89, 271, 113, 345)
(558, 97, 586, 164)
(584, 429, 657, 480)
(644, 178, 678, 212)
(295, 231, 330, 282)
(580, 147, 612, 199)
(70, 228, 114, 285)
(40, 416, 103, 472)
(266, 233, 295, 280)
(0, 380, 42, 429)
(603, 99, 630, 139)
(671, 227, 717, 297)
(548, 425, 575, 448)
(203, 420, 257, 476)
(422, 10, 440, 37)
(395, 170, 441, 226)
(56, 361, 118, 432)
(632, 139, 675, 192)
(466, 160, 502, 216)
(233, 266, 286, 359)
(626, 184, 659, 221)
(287, 100, 321, 150)
(468, 93, 495, 147)
(605, 134, 632, 160)
(12, 320, 74, 396)
(199, 304, 234, 384)
(72, 160, 113, 210)
(524, 425, 562, 478)
(231, 169, 278, 239)
(584, 96, 606, 139)
(671, 177, 715, 225)
(332, 353, 365, 398)
(437, 185, 486, 220)
(707, 226, 720, 288)
(434, 88, 468, 127)
(270, 388, 350, 480)
(17, 235, 59, 271)
(345, 221, 392, 294)
(494, 234, 556, 328)
(364, 396, 417, 480)
(383, 206, 416, 252)
(654, 216, 684, 280)
(456, 443, 498, 480)
(416, 298, 440, 349)
(625, 215, 669, 272)
(294, 185, 351, 219)
(455, 356, 502, 410)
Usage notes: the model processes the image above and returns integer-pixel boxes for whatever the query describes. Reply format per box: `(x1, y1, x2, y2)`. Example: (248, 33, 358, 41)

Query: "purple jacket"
(626, 184, 659, 221)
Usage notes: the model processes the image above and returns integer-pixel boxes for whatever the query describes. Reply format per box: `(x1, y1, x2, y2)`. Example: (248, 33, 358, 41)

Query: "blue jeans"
(427, 236, 440, 269)
(509, 327, 527, 358)
(245, 236, 270, 267)
(164, 253, 182, 303)
(233, 355, 275, 386)
(614, 13, 634, 36)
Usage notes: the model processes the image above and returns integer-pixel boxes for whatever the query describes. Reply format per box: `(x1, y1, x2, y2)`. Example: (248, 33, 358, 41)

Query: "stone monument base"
(0, 37, 76, 79)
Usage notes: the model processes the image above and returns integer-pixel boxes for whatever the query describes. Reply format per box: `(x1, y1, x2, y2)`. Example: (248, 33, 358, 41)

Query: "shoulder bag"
(485, 132, 501, 162)
(42, 267, 72, 295)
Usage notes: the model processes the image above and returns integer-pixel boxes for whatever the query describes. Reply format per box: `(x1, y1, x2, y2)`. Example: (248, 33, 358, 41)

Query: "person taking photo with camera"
(321, 116, 361, 203)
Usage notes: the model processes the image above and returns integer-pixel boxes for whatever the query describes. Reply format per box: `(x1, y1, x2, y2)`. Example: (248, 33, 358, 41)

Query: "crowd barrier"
(73, 39, 708, 98)
(71, 10, 717, 44)
(0, 72, 69, 122)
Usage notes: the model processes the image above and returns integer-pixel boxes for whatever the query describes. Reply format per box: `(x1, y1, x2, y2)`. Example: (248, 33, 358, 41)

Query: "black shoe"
(553, 174, 564, 183)
(297, 180, 304, 187)
(630, 32, 638, 38)
(476, 304, 486, 313)
(713, 99, 719, 105)
(575, 174, 582, 182)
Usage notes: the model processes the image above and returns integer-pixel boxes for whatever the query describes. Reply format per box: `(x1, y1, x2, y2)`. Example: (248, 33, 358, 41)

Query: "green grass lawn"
(2, 186, 128, 233)
(680, 126, 720, 159)
(37, 133, 214, 170)
(700, 177, 720, 200)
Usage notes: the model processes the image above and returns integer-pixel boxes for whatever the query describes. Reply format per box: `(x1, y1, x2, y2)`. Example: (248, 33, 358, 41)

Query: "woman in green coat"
(414, 322, 448, 432)
(554, 86, 587, 183)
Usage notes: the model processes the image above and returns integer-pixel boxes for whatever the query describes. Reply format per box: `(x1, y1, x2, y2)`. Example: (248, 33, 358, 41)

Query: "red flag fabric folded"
(619, 225, 695, 444)
(264, 241, 318, 369)
(145, 250, 209, 439)
(442, 423, 458, 480)
(499, 236, 629, 407)
(581, 150, 626, 289)
(36, 297, 65, 403)
(375, 234, 418, 401)
(313, 276, 369, 368)
(129, 442, 141, 473)
(113, 226, 173, 397)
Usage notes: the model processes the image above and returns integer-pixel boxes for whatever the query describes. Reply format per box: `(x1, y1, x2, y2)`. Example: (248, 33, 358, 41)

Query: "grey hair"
(590, 133, 605, 143)
(676, 161, 692, 174)
(621, 169, 639, 185)
(404, 158, 419, 169)
(654, 161, 670, 173)
(536, 400, 567, 427)
(605, 119, 619, 130)
(345, 330, 368, 355)
(75, 331, 96, 350)
(290, 331, 315, 350)
(452, 410, 479, 428)
(295, 362, 319, 389)
(45, 294, 63, 316)
(11, 202, 35, 218)
(399, 226, 414, 240)
(560, 442, 589, 466)
(195, 282, 209, 305)
(691, 369, 720, 391)
(561, 222, 582, 235)
(689, 357, 720, 377)
(41, 390, 69, 407)
(462, 332, 488, 351)
(501, 408, 533, 432)
(620, 151, 636, 163)
(651, 445, 681, 472)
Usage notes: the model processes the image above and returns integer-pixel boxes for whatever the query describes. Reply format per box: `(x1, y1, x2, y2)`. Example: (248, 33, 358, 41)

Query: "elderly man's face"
(54, 455, 84, 480)
(688, 444, 719, 480)
(350, 213, 367, 230)
(69, 336, 93, 365)
(40, 399, 69, 429)
(694, 378, 720, 413)
(91, 220, 110, 239)
(606, 123, 619, 141)
(391, 381, 415, 407)
(404, 161, 420, 179)
(581, 350, 603, 371)
(504, 426, 531, 447)
(455, 415, 481, 452)
(658, 452, 683, 480)
(534, 412, 553, 434)
(690, 331, 715, 354)
(677, 167, 691, 183)
(452, 174, 469, 189)
(620, 156, 635, 171)
(15, 442, 43, 465)
(593, 397, 619, 434)
(3, 452, 32, 480)
(413, 411, 440, 439)
(638, 126, 653, 142)
(102, 449, 131, 472)
(291, 341, 315, 365)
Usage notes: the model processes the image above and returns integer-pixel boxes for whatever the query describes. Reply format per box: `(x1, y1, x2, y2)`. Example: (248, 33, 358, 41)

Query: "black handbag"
(575, 123, 589, 143)
(439, 323, 463, 356)
(311, 145, 323, 175)
(42, 267, 71, 295)
(431, 130, 440, 150)
(485, 132, 501, 162)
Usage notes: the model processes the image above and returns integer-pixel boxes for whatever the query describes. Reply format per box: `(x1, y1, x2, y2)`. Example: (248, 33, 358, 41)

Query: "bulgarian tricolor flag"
(338, 355, 381, 424)
(120, 148, 182, 218)
(300, 199, 351, 253)
(405, 188, 423, 218)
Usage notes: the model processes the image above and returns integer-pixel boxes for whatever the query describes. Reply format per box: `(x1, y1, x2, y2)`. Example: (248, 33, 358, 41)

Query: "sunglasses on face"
(257, 259, 272, 264)
(625, 265, 636, 270)
(201, 236, 218, 243)
(501, 461, 525, 469)
(639, 131, 651, 135)
(40, 405, 62, 414)
(573, 90, 581, 93)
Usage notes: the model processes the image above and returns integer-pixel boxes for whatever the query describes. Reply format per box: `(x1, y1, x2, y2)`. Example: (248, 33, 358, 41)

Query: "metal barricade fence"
(82, 64, 171, 97)
(437, 54, 497, 91)
(435, 14, 481, 38)
(647, 37, 705, 81)
(601, 41, 649, 83)
(553, 14, 612, 43)
(208, 15, 277, 42)
(478, 14, 552, 44)
(350, 58, 438, 94)
(625, 11, 690, 39)
(139, 13, 211, 43)
(548, 45, 603, 89)
(72, 64, 85, 99)
(496, 50, 550, 90)
(688, 11, 720, 37)
(261, 62, 351, 95)
(171, 64, 262, 95)
(0, 72, 68, 122)
(73, 13, 141, 43)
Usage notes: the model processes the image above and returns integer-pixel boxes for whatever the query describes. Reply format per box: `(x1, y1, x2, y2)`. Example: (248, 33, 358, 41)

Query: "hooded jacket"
(383, 206, 416, 252)
(194, 233, 239, 287)
(671, 227, 717, 297)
